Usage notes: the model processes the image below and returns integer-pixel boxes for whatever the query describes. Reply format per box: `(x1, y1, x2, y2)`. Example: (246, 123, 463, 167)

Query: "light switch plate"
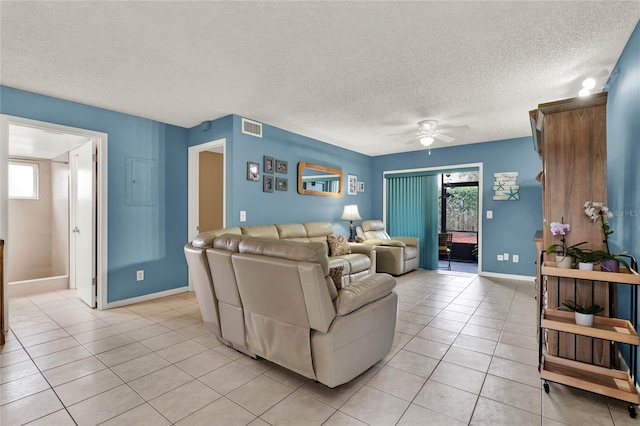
(487, 210, 493, 219)
(497, 254, 504, 261)
(136, 270, 144, 281)
(240, 211, 246, 222)
(513, 255, 519, 263)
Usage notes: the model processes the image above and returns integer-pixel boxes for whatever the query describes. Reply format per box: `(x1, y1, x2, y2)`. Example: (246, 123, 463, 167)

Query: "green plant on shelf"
(561, 300, 604, 315)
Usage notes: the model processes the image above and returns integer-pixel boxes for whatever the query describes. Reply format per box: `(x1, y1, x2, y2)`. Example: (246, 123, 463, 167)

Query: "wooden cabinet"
(539, 263, 640, 415)
(530, 92, 610, 366)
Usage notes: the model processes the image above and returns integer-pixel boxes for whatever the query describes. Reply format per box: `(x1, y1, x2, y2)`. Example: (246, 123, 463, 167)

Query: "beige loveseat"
(185, 233, 398, 388)
(356, 220, 420, 275)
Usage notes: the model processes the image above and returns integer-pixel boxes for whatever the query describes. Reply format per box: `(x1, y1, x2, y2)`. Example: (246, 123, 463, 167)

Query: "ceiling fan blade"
(434, 133, 455, 143)
(438, 125, 470, 134)
(405, 138, 418, 145)
(387, 130, 416, 137)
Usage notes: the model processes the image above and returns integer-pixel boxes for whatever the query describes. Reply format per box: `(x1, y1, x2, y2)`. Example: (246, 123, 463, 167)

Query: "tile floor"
(2, 269, 637, 425)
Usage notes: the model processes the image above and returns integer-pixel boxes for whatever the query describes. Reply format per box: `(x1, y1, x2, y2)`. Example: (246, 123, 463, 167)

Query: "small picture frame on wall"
(247, 161, 259, 181)
(264, 156, 274, 174)
(358, 182, 365, 192)
(276, 159, 288, 174)
(276, 177, 288, 191)
(263, 175, 274, 192)
(348, 174, 357, 195)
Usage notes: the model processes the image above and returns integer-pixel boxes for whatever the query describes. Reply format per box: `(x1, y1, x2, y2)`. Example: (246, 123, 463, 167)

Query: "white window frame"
(8, 160, 39, 200)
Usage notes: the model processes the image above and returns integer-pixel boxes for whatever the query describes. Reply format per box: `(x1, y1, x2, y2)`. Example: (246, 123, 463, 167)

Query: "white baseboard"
(9, 275, 69, 298)
(104, 286, 190, 309)
(479, 271, 536, 282)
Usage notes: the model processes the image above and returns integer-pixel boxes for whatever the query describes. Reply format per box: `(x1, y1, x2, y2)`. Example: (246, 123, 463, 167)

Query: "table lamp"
(341, 205, 362, 242)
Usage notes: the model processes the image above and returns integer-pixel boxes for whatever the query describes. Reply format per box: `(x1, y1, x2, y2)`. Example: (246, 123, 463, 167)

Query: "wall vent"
(241, 118, 262, 138)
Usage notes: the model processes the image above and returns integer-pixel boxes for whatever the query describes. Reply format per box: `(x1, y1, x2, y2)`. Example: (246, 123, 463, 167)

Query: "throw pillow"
(328, 266, 344, 289)
(327, 235, 351, 256)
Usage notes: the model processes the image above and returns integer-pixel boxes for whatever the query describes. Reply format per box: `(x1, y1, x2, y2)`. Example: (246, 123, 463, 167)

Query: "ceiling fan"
(394, 120, 469, 147)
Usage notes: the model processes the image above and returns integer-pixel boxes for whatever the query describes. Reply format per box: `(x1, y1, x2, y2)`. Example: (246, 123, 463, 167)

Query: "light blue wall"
(1, 86, 189, 303)
(189, 115, 374, 237)
(372, 137, 543, 276)
(606, 20, 640, 374)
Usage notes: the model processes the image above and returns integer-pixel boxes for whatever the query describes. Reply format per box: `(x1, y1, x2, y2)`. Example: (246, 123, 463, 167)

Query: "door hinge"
(93, 154, 97, 162)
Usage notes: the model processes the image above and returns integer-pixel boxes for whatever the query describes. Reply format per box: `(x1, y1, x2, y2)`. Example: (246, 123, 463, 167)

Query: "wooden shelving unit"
(539, 259, 640, 417)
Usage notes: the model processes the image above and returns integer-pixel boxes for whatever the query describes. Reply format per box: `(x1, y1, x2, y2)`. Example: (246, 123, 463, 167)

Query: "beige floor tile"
(43, 355, 107, 387)
(472, 396, 541, 425)
(397, 403, 466, 426)
(467, 315, 505, 330)
(387, 349, 439, 378)
(398, 311, 434, 325)
(0, 347, 30, 367)
(33, 345, 92, 370)
(453, 333, 497, 355)
(460, 323, 502, 341)
(396, 319, 426, 335)
(416, 326, 458, 344)
(340, 385, 409, 426)
(100, 403, 171, 426)
(140, 330, 190, 351)
(19, 328, 71, 348)
(175, 349, 231, 378)
(125, 323, 171, 341)
(67, 384, 145, 426)
(264, 364, 311, 389)
(437, 310, 473, 323)
(176, 396, 256, 426)
(129, 365, 193, 400)
(262, 391, 335, 426)
(480, 374, 541, 414)
(26, 408, 77, 426)
(298, 378, 364, 408)
(156, 339, 208, 363)
(191, 332, 223, 349)
(227, 375, 294, 416)
(500, 329, 538, 350)
(96, 342, 152, 367)
(0, 389, 63, 425)
(160, 315, 201, 330)
(494, 342, 538, 366)
(63, 319, 109, 336)
(430, 361, 486, 394)
(443, 346, 492, 372)
(428, 317, 466, 333)
(366, 365, 426, 401)
(83, 334, 135, 354)
(392, 331, 413, 348)
(150, 379, 221, 423)
(212, 343, 245, 360)
(111, 352, 171, 382)
(54, 368, 124, 406)
(409, 304, 442, 316)
(111, 316, 155, 333)
(413, 380, 477, 423)
(25, 336, 80, 358)
(403, 336, 450, 359)
(503, 321, 537, 336)
(1, 371, 50, 405)
(73, 325, 121, 344)
(175, 322, 210, 338)
(235, 355, 274, 374)
(543, 389, 614, 426)
(323, 411, 368, 426)
(198, 360, 261, 394)
(1, 359, 40, 384)
(488, 357, 541, 388)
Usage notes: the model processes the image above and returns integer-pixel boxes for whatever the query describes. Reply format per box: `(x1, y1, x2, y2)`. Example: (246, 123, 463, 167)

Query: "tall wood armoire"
(530, 92, 610, 366)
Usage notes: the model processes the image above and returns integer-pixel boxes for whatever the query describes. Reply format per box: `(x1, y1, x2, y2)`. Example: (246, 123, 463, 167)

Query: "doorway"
(0, 115, 108, 330)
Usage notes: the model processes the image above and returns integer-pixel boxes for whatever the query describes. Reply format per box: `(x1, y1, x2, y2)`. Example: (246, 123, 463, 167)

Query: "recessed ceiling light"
(579, 88, 591, 97)
(582, 77, 596, 90)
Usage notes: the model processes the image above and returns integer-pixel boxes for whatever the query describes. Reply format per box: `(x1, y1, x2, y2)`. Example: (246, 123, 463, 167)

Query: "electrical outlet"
(136, 270, 144, 281)
(503, 253, 509, 261)
(497, 254, 504, 261)
(513, 255, 519, 263)
(240, 210, 247, 222)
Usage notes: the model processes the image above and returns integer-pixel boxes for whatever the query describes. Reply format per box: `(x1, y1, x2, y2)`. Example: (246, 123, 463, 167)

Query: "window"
(9, 161, 39, 199)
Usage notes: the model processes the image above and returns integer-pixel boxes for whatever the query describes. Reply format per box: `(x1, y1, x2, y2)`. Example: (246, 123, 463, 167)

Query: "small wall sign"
(493, 172, 519, 200)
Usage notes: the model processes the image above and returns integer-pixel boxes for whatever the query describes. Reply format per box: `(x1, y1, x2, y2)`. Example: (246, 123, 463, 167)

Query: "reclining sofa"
(184, 222, 398, 388)
(356, 220, 420, 275)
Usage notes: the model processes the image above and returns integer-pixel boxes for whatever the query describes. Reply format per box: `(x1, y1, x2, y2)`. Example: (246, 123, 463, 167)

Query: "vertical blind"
(386, 174, 439, 269)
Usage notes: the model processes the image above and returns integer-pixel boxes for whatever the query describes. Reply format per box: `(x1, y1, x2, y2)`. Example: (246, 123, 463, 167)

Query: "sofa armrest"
(379, 239, 406, 247)
(393, 237, 419, 247)
(335, 273, 396, 315)
(348, 243, 375, 256)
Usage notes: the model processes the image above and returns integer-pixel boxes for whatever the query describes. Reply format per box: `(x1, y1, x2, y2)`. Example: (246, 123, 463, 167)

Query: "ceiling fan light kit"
(399, 120, 469, 152)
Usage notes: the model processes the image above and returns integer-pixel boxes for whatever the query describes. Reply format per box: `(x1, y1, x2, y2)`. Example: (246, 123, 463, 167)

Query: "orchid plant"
(583, 201, 630, 270)
(545, 221, 587, 258)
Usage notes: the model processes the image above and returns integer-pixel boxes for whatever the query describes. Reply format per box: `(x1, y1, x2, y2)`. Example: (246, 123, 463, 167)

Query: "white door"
(70, 140, 96, 307)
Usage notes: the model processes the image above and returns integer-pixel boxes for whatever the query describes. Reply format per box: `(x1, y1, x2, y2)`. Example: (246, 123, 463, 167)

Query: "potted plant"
(583, 201, 631, 273)
(562, 300, 604, 327)
(572, 247, 599, 271)
(545, 221, 587, 269)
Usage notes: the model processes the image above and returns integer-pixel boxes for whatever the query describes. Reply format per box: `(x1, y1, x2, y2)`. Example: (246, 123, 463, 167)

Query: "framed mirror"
(297, 162, 343, 197)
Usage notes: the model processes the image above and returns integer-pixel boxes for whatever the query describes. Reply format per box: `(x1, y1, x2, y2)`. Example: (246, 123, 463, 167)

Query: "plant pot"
(575, 312, 594, 327)
(600, 259, 620, 273)
(556, 255, 573, 269)
(578, 262, 594, 271)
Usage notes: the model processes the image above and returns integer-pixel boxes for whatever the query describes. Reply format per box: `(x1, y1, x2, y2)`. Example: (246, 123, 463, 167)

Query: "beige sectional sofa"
(184, 229, 398, 388)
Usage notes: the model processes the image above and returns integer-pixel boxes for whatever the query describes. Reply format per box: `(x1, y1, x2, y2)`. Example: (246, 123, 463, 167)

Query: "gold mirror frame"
(297, 162, 343, 197)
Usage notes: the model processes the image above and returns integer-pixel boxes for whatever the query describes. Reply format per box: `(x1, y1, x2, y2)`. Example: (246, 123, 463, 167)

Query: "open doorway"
(0, 115, 108, 327)
(438, 171, 479, 273)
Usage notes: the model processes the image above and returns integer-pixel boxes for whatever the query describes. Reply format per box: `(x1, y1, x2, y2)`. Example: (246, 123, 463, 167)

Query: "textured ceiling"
(1, 1, 639, 156)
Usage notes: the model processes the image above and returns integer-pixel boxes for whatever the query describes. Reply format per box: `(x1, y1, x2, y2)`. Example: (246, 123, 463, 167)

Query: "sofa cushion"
(212, 234, 250, 253)
(241, 225, 280, 239)
(328, 266, 345, 289)
(305, 222, 333, 238)
(335, 273, 396, 315)
(193, 227, 242, 248)
(277, 223, 308, 239)
(238, 238, 329, 275)
(340, 253, 372, 274)
(327, 235, 351, 256)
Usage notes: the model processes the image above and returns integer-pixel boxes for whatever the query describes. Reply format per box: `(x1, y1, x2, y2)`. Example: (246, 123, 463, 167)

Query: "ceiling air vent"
(241, 118, 262, 138)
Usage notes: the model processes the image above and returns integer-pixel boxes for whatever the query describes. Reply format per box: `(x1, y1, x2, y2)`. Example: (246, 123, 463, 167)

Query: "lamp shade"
(341, 205, 362, 221)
